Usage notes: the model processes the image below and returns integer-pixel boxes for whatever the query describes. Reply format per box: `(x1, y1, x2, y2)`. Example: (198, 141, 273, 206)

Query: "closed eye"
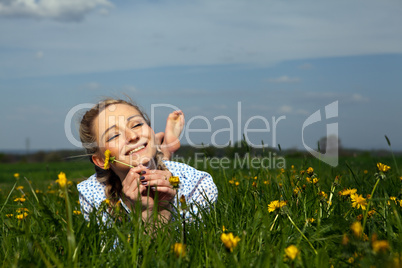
(107, 134, 120, 142)
(132, 123, 144, 128)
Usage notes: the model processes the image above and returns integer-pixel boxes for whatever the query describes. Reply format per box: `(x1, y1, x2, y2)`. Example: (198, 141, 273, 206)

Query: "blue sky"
(0, 0, 401, 151)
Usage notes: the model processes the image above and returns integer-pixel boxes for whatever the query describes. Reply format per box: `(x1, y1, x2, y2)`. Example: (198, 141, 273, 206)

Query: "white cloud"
(350, 93, 369, 103)
(267, 76, 301, 83)
(0, 0, 401, 78)
(35, 51, 43, 59)
(295, 109, 309, 115)
(277, 105, 308, 115)
(278, 105, 293, 114)
(87, 82, 100, 90)
(122, 85, 138, 93)
(298, 63, 313, 70)
(0, 0, 113, 21)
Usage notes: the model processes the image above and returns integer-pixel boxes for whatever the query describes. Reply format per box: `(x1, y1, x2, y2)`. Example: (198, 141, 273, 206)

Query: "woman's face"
(93, 103, 157, 175)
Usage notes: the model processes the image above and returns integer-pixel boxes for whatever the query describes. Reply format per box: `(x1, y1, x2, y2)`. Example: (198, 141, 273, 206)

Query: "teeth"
(129, 145, 145, 155)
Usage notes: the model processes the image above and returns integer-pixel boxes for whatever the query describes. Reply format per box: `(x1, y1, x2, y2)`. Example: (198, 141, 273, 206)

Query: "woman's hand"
(141, 169, 176, 209)
(121, 165, 176, 211)
(121, 165, 149, 208)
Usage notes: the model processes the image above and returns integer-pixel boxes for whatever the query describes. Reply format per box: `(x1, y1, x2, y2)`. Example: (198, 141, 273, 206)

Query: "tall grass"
(1, 155, 402, 267)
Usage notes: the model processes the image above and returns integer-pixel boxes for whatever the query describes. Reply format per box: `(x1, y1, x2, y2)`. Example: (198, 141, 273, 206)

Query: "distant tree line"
(0, 138, 398, 164)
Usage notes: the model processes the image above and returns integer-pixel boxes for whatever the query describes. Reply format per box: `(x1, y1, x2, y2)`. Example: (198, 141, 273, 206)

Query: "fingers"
(121, 167, 176, 203)
(122, 166, 148, 200)
(140, 170, 173, 188)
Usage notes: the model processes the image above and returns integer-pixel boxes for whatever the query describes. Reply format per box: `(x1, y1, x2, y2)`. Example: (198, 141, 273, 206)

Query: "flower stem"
(270, 214, 279, 231)
(113, 159, 134, 169)
(362, 177, 380, 232)
(287, 213, 317, 255)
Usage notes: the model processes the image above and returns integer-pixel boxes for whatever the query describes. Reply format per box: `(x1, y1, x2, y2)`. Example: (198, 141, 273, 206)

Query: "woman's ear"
(92, 154, 105, 169)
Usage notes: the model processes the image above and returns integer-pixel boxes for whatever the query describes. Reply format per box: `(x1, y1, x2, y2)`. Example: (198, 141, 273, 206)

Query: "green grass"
(1, 155, 402, 267)
(0, 161, 94, 192)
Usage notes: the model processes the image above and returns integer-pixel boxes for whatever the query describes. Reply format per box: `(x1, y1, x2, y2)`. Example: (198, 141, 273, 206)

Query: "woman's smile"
(93, 103, 157, 171)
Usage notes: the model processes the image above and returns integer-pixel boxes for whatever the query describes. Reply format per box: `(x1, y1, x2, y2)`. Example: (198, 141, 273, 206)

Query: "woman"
(77, 99, 217, 225)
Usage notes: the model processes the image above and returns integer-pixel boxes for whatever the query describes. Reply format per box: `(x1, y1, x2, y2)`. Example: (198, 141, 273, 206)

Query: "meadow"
(1, 150, 402, 267)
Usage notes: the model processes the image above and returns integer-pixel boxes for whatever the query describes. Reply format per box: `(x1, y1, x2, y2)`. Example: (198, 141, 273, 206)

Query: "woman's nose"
(125, 128, 139, 143)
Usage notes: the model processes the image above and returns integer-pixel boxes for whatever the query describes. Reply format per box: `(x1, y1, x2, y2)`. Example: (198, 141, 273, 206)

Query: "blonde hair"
(79, 98, 167, 203)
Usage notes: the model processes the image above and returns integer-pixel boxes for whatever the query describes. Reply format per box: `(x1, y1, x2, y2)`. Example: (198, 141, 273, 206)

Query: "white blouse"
(77, 160, 218, 223)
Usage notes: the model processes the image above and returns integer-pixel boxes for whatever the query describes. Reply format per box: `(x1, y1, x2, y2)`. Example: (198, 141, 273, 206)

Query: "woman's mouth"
(127, 144, 147, 155)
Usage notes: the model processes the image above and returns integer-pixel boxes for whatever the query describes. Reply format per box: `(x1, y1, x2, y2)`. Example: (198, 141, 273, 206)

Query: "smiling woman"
(77, 98, 218, 226)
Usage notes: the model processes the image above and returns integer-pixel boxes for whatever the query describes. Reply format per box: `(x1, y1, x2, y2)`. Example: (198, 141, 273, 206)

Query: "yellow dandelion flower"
(340, 188, 357, 196)
(368, 210, 376, 217)
(306, 177, 312, 183)
(351, 194, 367, 210)
(35, 189, 43, 194)
(377, 163, 391, 173)
(388, 196, 398, 206)
(56, 172, 67, 188)
(318, 191, 328, 199)
(293, 187, 301, 195)
(222, 225, 226, 232)
(103, 149, 116, 170)
(348, 257, 354, 263)
(221, 232, 240, 252)
(263, 180, 270, 185)
(268, 200, 279, 213)
(14, 197, 26, 203)
(228, 180, 234, 184)
(16, 186, 24, 190)
(73, 210, 81, 215)
(313, 178, 319, 184)
(268, 200, 287, 213)
(172, 243, 186, 258)
(16, 212, 28, 220)
(16, 208, 29, 213)
(253, 176, 257, 180)
(307, 218, 315, 223)
(284, 245, 300, 261)
(307, 167, 314, 176)
(291, 165, 294, 169)
(364, 170, 368, 174)
(104, 149, 111, 169)
(6, 214, 14, 218)
(372, 240, 390, 253)
(104, 199, 111, 206)
(169, 176, 180, 188)
(14, 173, 20, 179)
(351, 221, 363, 238)
(252, 181, 257, 187)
